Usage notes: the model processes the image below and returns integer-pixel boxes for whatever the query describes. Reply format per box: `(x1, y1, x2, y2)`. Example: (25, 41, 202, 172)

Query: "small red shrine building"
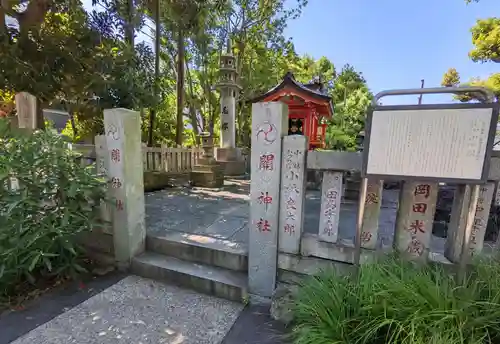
(250, 72, 334, 150)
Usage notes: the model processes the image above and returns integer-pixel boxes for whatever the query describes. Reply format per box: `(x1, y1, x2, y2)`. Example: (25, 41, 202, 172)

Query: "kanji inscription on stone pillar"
(318, 171, 343, 243)
(104, 108, 145, 268)
(361, 179, 383, 249)
(278, 135, 307, 254)
(469, 183, 495, 256)
(249, 102, 288, 298)
(394, 182, 438, 259)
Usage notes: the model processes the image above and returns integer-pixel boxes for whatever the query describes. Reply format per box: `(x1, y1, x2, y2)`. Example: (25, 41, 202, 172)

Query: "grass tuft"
(290, 254, 500, 344)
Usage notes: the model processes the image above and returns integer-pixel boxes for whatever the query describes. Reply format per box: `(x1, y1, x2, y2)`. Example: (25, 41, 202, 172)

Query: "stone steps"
(146, 231, 248, 271)
(131, 231, 249, 302)
(132, 252, 248, 302)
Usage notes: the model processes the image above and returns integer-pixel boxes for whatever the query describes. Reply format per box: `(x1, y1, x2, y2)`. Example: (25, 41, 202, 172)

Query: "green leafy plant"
(0, 119, 107, 301)
(291, 254, 500, 344)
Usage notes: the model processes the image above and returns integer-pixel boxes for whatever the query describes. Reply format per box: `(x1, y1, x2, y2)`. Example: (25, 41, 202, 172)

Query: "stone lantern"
(213, 41, 246, 176)
(189, 132, 224, 188)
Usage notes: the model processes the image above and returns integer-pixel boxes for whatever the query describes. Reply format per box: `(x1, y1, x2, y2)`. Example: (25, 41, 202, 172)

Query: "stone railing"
(277, 143, 500, 276)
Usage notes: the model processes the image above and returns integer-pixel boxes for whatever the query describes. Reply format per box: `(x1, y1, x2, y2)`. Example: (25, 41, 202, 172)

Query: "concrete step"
(146, 231, 248, 272)
(131, 252, 248, 302)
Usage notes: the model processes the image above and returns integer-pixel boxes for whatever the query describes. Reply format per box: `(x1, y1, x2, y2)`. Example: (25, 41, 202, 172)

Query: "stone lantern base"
(190, 132, 225, 188)
(190, 165, 224, 188)
(215, 147, 246, 177)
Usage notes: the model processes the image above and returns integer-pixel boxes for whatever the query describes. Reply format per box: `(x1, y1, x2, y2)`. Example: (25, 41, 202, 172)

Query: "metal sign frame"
(362, 102, 499, 184)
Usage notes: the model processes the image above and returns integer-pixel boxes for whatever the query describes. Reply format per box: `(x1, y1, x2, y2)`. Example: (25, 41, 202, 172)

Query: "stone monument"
(190, 132, 224, 188)
(214, 41, 246, 176)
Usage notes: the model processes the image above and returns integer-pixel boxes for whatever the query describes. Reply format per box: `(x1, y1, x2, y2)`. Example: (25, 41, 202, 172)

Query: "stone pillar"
(103, 108, 146, 269)
(394, 181, 438, 260)
(220, 90, 236, 148)
(278, 135, 308, 254)
(95, 135, 112, 233)
(361, 179, 383, 249)
(318, 171, 343, 243)
(445, 183, 495, 262)
(15, 92, 37, 129)
(249, 102, 288, 299)
(470, 183, 495, 255)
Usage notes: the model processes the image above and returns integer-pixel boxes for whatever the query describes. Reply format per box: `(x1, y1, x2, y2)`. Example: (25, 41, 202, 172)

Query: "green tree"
(326, 64, 372, 151)
(441, 1, 499, 101)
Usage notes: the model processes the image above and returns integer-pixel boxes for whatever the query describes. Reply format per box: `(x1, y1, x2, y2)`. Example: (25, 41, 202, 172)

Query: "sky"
(284, 0, 499, 105)
(82, 0, 499, 105)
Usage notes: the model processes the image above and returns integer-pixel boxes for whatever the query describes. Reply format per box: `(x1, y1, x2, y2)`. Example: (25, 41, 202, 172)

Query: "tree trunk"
(148, 0, 161, 147)
(175, 28, 185, 146)
(36, 98, 45, 130)
(185, 57, 201, 144)
(125, 0, 135, 46)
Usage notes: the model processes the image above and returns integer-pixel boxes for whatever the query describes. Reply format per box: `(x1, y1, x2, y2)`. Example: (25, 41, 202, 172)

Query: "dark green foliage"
(0, 119, 107, 300)
(291, 255, 500, 344)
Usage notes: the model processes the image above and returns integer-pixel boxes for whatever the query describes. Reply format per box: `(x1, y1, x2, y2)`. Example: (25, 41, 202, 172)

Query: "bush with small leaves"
(0, 119, 107, 300)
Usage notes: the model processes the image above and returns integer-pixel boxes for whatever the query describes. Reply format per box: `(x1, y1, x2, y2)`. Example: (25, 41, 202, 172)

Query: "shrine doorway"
(288, 118, 304, 136)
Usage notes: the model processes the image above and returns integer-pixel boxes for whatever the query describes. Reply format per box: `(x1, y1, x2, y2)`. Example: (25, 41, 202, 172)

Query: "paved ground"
(145, 179, 450, 252)
(6, 276, 251, 344)
(1, 274, 286, 344)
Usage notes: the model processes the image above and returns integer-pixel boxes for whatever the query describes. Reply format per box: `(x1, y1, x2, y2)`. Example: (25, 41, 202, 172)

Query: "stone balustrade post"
(278, 135, 308, 254)
(394, 181, 439, 260)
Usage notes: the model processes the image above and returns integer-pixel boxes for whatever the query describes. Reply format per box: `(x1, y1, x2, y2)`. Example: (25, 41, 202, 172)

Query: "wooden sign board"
(362, 103, 499, 183)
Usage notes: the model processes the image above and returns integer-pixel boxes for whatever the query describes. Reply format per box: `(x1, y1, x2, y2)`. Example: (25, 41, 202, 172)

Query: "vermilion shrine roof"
(249, 72, 334, 117)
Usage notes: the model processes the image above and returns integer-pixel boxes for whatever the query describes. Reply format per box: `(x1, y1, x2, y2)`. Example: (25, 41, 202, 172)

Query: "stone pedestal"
(190, 133, 224, 188)
(215, 147, 246, 176)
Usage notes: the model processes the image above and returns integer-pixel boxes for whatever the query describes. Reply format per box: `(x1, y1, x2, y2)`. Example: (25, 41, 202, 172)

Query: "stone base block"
(218, 160, 246, 176)
(143, 171, 173, 192)
(190, 165, 224, 188)
(216, 147, 241, 161)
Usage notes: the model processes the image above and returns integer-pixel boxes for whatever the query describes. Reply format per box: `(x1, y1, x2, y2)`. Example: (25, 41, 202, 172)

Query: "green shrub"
(0, 119, 107, 300)
(291, 255, 500, 344)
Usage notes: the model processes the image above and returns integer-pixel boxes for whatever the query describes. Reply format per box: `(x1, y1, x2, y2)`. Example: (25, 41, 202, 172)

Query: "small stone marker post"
(446, 183, 495, 262)
(15, 92, 37, 129)
(249, 102, 288, 299)
(470, 183, 495, 255)
(360, 179, 383, 249)
(318, 171, 343, 243)
(278, 135, 307, 254)
(394, 181, 438, 260)
(104, 108, 146, 269)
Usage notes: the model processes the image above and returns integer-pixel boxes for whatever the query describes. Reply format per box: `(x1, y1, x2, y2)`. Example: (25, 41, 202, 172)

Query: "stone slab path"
(145, 179, 449, 252)
(8, 275, 245, 344)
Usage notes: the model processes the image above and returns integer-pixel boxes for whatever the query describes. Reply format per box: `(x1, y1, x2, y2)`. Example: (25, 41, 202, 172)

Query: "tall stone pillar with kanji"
(249, 102, 288, 300)
(104, 108, 146, 269)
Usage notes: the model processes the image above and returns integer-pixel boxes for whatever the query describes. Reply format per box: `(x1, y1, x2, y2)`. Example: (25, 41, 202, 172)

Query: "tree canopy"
(441, 0, 499, 101)
(0, 0, 372, 149)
